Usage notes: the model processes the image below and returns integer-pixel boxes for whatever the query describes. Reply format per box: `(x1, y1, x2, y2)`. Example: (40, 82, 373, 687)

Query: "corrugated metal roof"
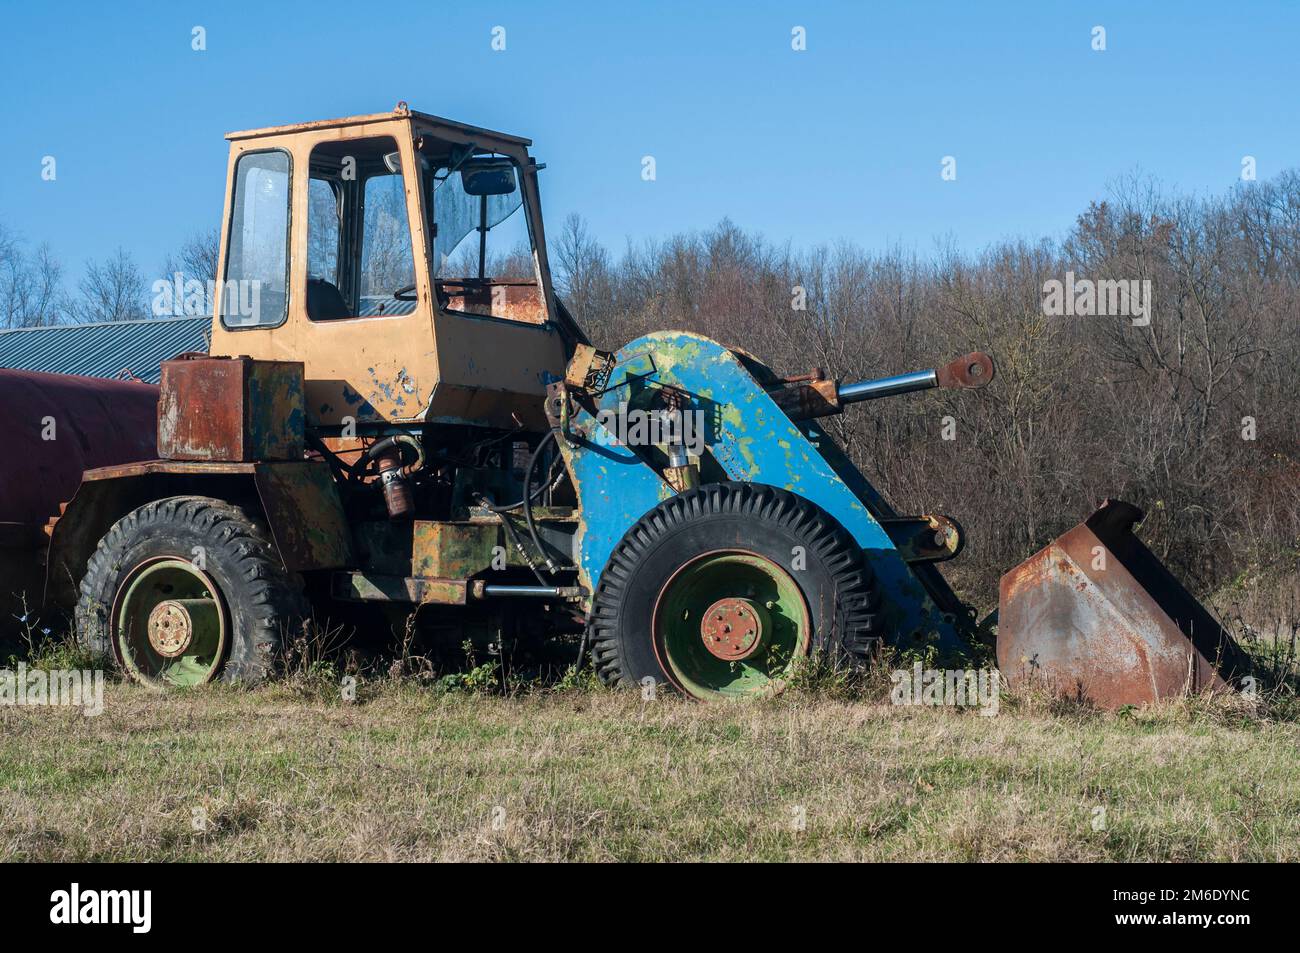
(0, 317, 210, 384)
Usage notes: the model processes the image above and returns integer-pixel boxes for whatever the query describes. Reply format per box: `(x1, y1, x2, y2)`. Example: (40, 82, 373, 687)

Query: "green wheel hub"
(113, 557, 228, 687)
(652, 551, 810, 700)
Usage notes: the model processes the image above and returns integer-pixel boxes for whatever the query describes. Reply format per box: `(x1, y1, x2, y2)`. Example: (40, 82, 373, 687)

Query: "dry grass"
(2, 681, 1297, 862)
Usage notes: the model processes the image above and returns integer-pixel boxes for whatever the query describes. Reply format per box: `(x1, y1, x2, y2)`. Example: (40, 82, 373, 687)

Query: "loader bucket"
(996, 500, 1248, 708)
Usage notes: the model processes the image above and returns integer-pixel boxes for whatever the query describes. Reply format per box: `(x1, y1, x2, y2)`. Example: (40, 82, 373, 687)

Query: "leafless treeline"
(0, 226, 219, 328)
(4, 174, 1295, 605)
(554, 173, 1300, 605)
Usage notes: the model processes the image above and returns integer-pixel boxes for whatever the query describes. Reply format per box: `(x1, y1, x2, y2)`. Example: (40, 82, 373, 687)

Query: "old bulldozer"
(28, 105, 1244, 704)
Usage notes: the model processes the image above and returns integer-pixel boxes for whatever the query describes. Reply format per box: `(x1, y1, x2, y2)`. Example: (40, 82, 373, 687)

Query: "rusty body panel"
(158, 356, 304, 461)
(356, 513, 577, 580)
(997, 500, 1248, 708)
(74, 460, 259, 480)
(332, 572, 470, 605)
(441, 281, 546, 325)
(412, 521, 497, 578)
(251, 461, 353, 571)
(207, 106, 567, 432)
(357, 520, 498, 578)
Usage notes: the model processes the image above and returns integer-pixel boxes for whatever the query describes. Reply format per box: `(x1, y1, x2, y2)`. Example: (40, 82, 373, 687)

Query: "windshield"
(417, 140, 546, 323)
(430, 161, 525, 276)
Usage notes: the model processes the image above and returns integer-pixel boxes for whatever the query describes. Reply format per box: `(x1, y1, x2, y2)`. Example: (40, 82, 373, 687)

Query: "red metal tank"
(0, 369, 159, 621)
(0, 369, 159, 524)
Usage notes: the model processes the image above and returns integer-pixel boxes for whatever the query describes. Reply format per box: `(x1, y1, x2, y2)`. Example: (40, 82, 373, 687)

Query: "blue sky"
(1, 0, 1297, 283)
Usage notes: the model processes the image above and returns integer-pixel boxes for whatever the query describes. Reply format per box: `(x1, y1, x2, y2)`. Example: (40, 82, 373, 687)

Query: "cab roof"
(224, 104, 532, 147)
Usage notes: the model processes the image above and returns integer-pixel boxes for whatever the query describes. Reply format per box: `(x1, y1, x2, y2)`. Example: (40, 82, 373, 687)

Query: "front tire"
(75, 496, 305, 687)
(588, 482, 879, 700)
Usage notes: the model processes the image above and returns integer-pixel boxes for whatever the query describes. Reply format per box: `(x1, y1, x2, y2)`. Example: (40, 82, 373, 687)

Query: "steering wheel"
(393, 283, 418, 301)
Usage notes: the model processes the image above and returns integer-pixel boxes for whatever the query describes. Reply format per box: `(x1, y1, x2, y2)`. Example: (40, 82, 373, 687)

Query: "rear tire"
(75, 496, 306, 687)
(588, 482, 879, 700)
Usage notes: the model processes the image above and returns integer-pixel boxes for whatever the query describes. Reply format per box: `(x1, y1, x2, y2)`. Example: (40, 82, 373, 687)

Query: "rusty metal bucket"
(997, 500, 1248, 708)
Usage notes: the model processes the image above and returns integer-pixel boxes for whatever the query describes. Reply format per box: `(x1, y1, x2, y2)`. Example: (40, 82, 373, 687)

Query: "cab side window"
(223, 150, 291, 328)
(306, 136, 416, 320)
(308, 177, 340, 286)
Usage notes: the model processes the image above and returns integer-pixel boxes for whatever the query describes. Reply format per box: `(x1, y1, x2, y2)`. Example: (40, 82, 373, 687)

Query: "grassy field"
(2, 676, 1297, 862)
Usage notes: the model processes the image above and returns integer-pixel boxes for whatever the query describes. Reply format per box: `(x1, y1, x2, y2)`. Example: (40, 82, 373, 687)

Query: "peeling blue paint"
(561, 330, 963, 651)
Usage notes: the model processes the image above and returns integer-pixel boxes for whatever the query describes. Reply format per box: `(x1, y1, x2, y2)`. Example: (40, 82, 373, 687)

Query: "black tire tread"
(75, 495, 306, 684)
(587, 482, 880, 688)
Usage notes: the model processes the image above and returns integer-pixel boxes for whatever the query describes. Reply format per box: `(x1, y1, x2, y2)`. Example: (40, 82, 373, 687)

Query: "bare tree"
(66, 248, 148, 324)
(0, 225, 65, 328)
(553, 213, 613, 321)
(161, 226, 221, 284)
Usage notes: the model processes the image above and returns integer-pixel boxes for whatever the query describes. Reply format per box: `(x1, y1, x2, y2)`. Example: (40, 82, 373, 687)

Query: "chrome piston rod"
(481, 584, 572, 598)
(837, 369, 938, 404)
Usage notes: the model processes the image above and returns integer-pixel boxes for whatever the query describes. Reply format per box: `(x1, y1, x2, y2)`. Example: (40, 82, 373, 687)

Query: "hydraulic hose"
(479, 429, 561, 513)
(348, 433, 426, 482)
(475, 429, 562, 576)
(522, 430, 560, 574)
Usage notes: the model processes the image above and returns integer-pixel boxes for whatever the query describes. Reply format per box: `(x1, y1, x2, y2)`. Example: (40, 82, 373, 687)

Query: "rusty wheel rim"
(112, 557, 229, 687)
(652, 550, 810, 700)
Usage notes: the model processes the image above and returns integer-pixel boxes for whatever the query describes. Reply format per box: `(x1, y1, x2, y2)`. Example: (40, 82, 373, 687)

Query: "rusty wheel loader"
(37, 105, 1246, 703)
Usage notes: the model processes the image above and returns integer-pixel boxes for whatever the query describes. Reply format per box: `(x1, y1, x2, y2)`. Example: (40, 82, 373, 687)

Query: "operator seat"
(307, 277, 351, 320)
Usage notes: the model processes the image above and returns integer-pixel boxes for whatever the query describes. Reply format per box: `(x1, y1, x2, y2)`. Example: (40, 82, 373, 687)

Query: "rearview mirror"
(383, 151, 430, 175)
(460, 158, 517, 196)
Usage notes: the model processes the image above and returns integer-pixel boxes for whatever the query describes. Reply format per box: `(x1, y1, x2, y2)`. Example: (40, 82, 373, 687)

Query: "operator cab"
(211, 104, 574, 431)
